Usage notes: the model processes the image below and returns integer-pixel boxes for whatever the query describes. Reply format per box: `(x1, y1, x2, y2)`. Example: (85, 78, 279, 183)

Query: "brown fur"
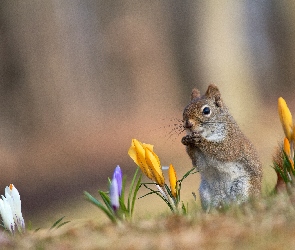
(182, 84, 262, 209)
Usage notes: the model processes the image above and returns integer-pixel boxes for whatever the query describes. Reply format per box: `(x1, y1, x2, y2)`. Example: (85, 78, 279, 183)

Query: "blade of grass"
(99, 191, 114, 214)
(273, 163, 288, 183)
(139, 190, 159, 199)
(128, 167, 139, 211)
(181, 202, 187, 214)
(120, 176, 127, 210)
(84, 191, 116, 223)
(164, 183, 173, 198)
(131, 174, 142, 216)
(142, 184, 174, 212)
(119, 197, 127, 212)
(179, 167, 197, 182)
(56, 221, 71, 229)
(50, 216, 65, 230)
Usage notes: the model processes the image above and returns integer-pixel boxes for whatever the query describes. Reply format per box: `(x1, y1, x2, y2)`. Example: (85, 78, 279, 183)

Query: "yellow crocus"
(145, 147, 165, 187)
(284, 137, 291, 156)
(168, 164, 178, 198)
(278, 97, 293, 141)
(128, 139, 154, 180)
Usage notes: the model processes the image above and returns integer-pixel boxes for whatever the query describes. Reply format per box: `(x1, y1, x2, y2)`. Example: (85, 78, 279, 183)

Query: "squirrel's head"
(183, 84, 228, 141)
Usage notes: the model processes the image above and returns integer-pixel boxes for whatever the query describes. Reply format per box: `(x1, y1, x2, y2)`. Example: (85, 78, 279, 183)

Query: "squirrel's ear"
(191, 88, 200, 101)
(205, 84, 222, 107)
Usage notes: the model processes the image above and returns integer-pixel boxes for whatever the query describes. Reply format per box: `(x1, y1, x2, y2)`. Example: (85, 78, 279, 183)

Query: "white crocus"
(5, 184, 25, 232)
(0, 196, 15, 233)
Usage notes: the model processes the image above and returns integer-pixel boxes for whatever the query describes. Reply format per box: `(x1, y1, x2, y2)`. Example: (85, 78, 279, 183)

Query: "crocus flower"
(128, 139, 154, 180)
(110, 166, 122, 212)
(5, 184, 25, 232)
(284, 137, 291, 156)
(168, 164, 178, 198)
(0, 196, 15, 233)
(110, 177, 119, 212)
(128, 139, 165, 186)
(113, 166, 122, 196)
(278, 97, 293, 141)
(145, 147, 165, 187)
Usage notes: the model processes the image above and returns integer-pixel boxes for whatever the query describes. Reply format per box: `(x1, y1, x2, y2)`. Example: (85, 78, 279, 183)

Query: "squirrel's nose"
(184, 120, 193, 129)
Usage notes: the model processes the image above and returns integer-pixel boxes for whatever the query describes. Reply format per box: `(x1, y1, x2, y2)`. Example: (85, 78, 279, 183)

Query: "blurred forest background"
(0, 1, 294, 226)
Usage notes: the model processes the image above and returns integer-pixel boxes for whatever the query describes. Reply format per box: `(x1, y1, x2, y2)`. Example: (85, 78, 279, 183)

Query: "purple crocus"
(112, 165, 122, 196)
(110, 165, 122, 211)
(110, 178, 119, 211)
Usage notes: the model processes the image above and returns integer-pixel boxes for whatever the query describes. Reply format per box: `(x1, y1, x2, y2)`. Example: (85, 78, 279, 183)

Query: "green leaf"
(131, 174, 142, 216)
(99, 191, 114, 214)
(283, 151, 292, 173)
(179, 167, 197, 183)
(141, 184, 174, 212)
(56, 220, 71, 229)
(177, 182, 182, 203)
(273, 162, 288, 183)
(84, 191, 116, 223)
(128, 167, 140, 212)
(165, 183, 174, 197)
(120, 175, 127, 210)
(119, 196, 128, 213)
(50, 216, 66, 230)
(138, 190, 158, 199)
(181, 202, 187, 214)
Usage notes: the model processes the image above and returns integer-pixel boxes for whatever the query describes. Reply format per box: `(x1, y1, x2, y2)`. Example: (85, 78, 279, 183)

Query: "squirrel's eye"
(202, 106, 211, 115)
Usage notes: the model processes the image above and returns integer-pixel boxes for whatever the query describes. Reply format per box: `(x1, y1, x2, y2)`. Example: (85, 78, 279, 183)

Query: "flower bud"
(278, 97, 293, 141)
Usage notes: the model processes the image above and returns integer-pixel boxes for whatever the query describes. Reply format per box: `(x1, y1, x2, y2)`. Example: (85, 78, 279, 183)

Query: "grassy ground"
(2, 192, 295, 250)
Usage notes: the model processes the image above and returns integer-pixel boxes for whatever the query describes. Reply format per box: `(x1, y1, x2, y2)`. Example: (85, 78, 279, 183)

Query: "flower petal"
(168, 164, 178, 198)
(278, 97, 293, 141)
(5, 184, 25, 232)
(110, 178, 119, 211)
(128, 139, 154, 180)
(128, 139, 140, 166)
(284, 137, 291, 156)
(113, 166, 122, 196)
(0, 197, 15, 233)
(143, 143, 154, 151)
(145, 147, 165, 186)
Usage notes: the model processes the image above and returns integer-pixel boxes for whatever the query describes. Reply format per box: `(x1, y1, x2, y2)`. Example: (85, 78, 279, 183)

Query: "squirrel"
(181, 84, 262, 210)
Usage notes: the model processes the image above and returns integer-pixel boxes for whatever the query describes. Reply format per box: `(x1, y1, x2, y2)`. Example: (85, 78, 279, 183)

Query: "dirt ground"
(2, 192, 295, 250)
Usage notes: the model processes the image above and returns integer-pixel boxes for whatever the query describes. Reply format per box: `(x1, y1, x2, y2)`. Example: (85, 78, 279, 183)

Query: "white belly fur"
(197, 157, 250, 210)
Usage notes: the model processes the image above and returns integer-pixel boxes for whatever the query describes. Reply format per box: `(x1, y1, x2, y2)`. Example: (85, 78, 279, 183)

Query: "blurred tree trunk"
(266, 1, 295, 97)
(168, 1, 201, 102)
(0, 2, 37, 144)
(189, 1, 261, 123)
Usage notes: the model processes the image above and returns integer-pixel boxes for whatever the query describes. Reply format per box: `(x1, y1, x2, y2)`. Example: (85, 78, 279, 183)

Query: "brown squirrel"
(181, 84, 262, 210)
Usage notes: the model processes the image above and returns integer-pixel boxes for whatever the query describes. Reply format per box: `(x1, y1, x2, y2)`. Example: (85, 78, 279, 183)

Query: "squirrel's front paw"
(181, 135, 192, 145)
(181, 133, 200, 145)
